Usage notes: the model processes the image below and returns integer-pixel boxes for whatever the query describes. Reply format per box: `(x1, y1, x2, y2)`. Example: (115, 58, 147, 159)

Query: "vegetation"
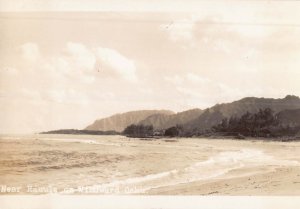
(123, 124, 154, 138)
(212, 108, 300, 137)
(164, 125, 183, 137)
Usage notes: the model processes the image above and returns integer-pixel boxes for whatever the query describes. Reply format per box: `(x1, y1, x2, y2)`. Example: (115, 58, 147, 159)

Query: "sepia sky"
(0, 0, 300, 133)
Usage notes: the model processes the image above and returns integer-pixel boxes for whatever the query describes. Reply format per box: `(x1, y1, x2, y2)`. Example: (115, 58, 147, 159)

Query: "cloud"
(164, 75, 184, 85)
(96, 47, 137, 81)
(229, 25, 273, 39)
(165, 73, 210, 86)
(161, 19, 195, 43)
(176, 86, 202, 98)
(0, 67, 18, 76)
(18, 42, 138, 84)
(163, 72, 262, 107)
(65, 42, 96, 70)
(20, 42, 40, 62)
(186, 73, 210, 83)
(16, 42, 138, 100)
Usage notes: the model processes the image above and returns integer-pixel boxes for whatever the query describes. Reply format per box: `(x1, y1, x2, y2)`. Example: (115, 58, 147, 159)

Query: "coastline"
(146, 166, 300, 195)
(39, 128, 300, 143)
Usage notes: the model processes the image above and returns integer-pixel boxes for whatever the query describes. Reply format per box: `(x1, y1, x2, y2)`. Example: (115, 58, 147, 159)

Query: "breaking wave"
(40, 137, 121, 146)
(72, 148, 299, 194)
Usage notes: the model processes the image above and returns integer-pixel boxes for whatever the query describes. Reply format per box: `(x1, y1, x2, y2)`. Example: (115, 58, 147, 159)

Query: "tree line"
(122, 108, 300, 138)
(123, 124, 154, 137)
(212, 108, 299, 137)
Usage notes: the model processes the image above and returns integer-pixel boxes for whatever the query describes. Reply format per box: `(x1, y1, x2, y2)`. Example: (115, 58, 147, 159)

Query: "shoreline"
(36, 133, 300, 143)
(146, 166, 300, 195)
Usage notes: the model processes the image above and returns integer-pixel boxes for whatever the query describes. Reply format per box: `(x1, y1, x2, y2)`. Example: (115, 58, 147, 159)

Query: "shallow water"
(0, 134, 299, 194)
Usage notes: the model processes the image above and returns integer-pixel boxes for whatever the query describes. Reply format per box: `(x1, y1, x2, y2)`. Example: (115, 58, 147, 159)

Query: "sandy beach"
(148, 166, 300, 195)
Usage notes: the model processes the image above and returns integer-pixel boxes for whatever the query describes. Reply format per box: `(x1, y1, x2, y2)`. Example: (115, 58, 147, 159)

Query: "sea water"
(0, 134, 299, 194)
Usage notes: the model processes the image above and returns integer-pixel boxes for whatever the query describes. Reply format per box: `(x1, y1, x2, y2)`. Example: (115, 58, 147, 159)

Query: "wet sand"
(148, 167, 300, 195)
(147, 139, 300, 195)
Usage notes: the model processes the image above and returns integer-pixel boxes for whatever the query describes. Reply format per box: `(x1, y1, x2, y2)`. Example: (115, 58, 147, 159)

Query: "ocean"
(0, 134, 299, 195)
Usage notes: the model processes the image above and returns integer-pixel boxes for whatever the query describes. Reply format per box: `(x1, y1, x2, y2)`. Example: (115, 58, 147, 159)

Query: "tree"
(164, 126, 180, 137)
(211, 108, 287, 137)
(123, 124, 153, 137)
(212, 118, 228, 132)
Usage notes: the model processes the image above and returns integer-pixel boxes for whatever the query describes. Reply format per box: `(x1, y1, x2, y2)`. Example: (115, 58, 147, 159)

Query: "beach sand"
(148, 166, 300, 195)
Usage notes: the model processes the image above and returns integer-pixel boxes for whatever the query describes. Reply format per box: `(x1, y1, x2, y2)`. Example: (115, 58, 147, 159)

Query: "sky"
(0, 0, 300, 133)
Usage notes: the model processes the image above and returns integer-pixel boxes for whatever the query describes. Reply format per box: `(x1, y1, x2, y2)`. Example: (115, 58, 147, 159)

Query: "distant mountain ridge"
(138, 108, 204, 130)
(85, 110, 174, 132)
(85, 95, 300, 133)
(184, 95, 300, 131)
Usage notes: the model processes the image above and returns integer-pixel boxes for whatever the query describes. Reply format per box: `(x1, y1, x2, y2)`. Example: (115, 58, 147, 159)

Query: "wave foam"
(40, 138, 121, 146)
(62, 148, 300, 194)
